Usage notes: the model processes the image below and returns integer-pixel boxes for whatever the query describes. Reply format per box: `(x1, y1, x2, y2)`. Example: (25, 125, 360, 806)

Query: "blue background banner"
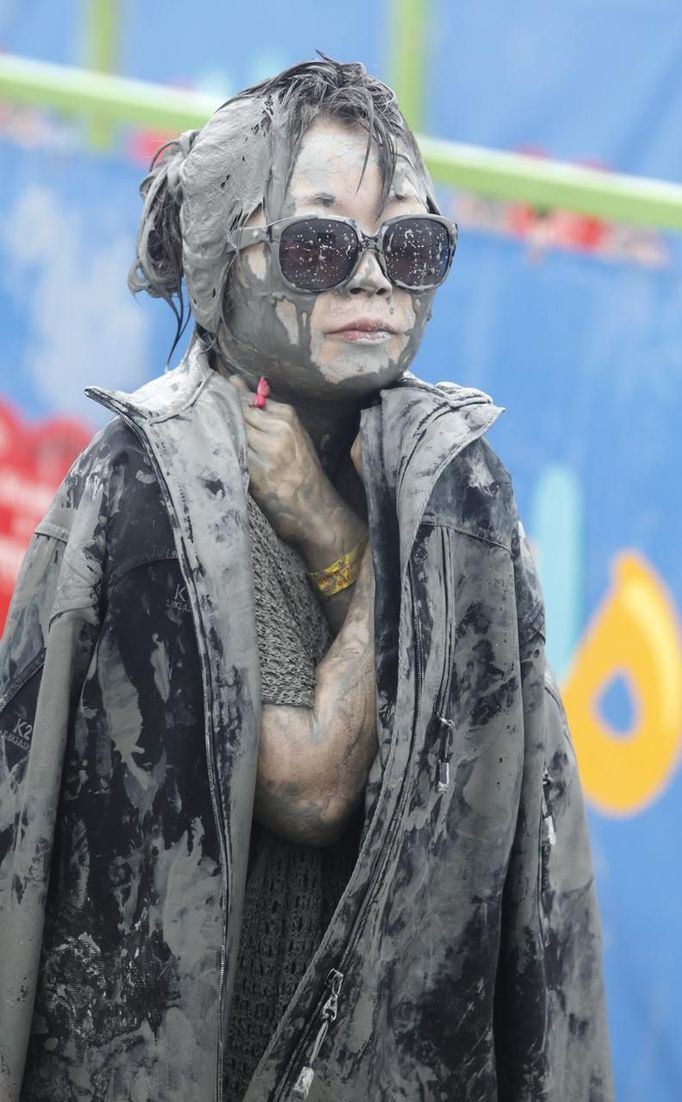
(1, 3, 681, 1096)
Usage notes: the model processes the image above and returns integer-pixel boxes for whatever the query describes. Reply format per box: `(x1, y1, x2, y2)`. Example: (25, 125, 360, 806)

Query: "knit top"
(222, 495, 362, 1101)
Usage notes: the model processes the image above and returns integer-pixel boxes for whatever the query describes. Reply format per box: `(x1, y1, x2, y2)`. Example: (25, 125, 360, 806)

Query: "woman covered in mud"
(0, 57, 612, 1101)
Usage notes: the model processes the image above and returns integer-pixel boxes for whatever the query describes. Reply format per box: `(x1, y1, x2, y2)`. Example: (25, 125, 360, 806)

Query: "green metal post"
(387, 0, 430, 131)
(83, 0, 119, 148)
(0, 54, 680, 231)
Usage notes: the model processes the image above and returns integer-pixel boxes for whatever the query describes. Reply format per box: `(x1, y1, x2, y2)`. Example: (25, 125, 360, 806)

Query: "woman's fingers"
(229, 379, 294, 426)
(247, 444, 267, 477)
(240, 405, 271, 432)
(227, 375, 327, 542)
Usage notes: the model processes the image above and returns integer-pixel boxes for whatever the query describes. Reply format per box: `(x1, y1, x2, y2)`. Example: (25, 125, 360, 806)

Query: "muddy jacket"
(0, 340, 612, 1101)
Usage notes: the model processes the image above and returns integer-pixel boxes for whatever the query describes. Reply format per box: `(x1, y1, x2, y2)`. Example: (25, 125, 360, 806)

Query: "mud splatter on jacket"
(0, 340, 613, 1100)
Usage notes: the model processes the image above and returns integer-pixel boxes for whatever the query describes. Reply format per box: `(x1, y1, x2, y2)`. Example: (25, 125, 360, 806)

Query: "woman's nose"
(345, 248, 392, 295)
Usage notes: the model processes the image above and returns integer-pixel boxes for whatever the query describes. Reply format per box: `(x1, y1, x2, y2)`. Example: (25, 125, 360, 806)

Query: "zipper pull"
(292, 1020, 329, 1098)
(541, 767, 556, 846)
(292, 969, 344, 1098)
(319, 968, 343, 1021)
(435, 716, 455, 792)
(437, 760, 450, 790)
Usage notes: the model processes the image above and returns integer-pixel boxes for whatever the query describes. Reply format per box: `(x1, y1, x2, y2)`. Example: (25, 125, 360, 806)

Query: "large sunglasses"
(227, 213, 458, 293)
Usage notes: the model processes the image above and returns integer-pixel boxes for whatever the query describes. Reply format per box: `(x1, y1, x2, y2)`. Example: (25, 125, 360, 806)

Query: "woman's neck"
(207, 342, 361, 478)
(289, 395, 360, 478)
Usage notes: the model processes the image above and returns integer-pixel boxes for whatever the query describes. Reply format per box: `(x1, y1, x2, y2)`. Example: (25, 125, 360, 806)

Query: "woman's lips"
(327, 322, 398, 344)
(329, 328, 394, 343)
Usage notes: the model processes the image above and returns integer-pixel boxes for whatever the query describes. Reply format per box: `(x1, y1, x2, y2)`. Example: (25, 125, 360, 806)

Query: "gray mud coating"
(167, 96, 440, 403)
(218, 121, 436, 402)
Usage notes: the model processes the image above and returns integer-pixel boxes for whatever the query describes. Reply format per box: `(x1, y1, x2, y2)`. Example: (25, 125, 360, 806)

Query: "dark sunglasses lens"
(384, 218, 453, 288)
(279, 219, 358, 291)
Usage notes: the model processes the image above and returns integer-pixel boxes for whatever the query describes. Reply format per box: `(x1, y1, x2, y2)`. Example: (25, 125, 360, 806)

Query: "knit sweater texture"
(222, 497, 362, 1100)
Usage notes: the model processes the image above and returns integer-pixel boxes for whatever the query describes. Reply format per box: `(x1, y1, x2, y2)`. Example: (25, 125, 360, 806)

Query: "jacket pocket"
(0, 657, 45, 769)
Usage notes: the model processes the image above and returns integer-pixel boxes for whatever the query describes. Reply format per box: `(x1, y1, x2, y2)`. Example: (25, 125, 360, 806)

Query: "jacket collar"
(86, 339, 504, 572)
(362, 373, 504, 573)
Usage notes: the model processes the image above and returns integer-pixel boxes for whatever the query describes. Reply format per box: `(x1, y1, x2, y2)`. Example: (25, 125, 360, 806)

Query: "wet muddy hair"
(128, 53, 436, 353)
(231, 54, 428, 212)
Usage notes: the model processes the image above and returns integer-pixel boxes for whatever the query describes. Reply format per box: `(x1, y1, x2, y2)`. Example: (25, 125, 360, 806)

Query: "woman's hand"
(228, 375, 331, 546)
(228, 374, 369, 633)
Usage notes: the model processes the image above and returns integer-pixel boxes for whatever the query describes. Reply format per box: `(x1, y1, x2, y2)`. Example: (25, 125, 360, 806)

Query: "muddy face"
(216, 117, 436, 403)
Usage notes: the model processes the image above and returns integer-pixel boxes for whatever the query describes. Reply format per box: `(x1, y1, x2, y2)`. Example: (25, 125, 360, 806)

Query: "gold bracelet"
(307, 538, 368, 598)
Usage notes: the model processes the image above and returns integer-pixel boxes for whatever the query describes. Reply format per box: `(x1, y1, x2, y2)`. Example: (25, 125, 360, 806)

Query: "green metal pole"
(387, 0, 430, 131)
(83, 0, 119, 148)
(419, 134, 682, 232)
(0, 54, 218, 131)
(0, 54, 681, 232)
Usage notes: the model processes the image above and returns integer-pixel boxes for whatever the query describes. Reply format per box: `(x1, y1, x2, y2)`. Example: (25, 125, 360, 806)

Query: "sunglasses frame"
(227, 213, 458, 293)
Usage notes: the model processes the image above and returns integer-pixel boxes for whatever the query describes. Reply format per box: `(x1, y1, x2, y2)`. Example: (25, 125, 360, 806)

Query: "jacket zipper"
(275, 561, 426, 1100)
(92, 402, 230, 1099)
(541, 765, 556, 847)
(291, 969, 344, 1097)
(87, 383, 498, 1100)
(433, 527, 455, 792)
(435, 716, 454, 791)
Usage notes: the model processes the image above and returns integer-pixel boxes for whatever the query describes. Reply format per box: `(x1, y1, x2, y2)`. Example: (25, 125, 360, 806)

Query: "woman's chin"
(313, 338, 414, 390)
(311, 364, 408, 401)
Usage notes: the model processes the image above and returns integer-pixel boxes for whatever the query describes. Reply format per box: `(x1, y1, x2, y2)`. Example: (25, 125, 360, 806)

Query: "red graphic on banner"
(127, 129, 177, 165)
(0, 401, 92, 632)
(452, 148, 670, 268)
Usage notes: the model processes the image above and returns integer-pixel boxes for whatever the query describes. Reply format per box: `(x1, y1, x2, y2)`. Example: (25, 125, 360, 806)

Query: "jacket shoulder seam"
(34, 520, 70, 544)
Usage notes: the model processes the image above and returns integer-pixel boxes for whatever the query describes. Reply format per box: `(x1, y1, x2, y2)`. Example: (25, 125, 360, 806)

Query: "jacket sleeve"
(493, 518, 614, 1101)
(0, 460, 103, 1100)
